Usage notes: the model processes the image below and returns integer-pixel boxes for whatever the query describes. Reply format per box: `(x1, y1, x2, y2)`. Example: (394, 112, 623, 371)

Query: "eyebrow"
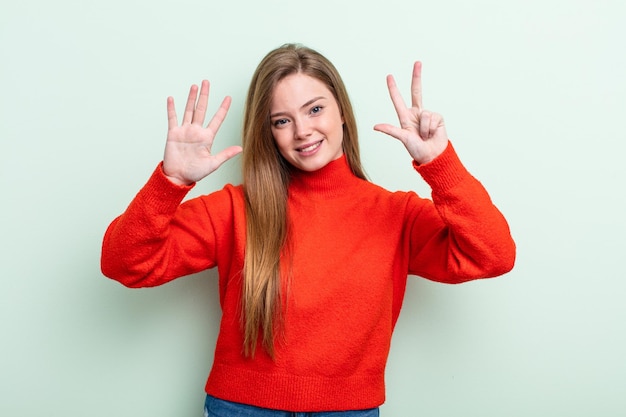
(270, 96, 326, 118)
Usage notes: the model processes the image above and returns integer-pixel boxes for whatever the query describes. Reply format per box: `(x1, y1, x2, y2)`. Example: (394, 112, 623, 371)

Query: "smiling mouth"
(297, 140, 322, 153)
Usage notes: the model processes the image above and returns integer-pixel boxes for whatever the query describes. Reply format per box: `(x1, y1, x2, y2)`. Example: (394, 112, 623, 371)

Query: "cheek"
(271, 129, 290, 152)
(325, 108, 344, 135)
(325, 117, 345, 139)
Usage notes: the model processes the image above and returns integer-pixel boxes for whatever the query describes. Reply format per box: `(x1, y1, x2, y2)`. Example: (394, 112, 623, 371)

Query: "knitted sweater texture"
(101, 142, 515, 412)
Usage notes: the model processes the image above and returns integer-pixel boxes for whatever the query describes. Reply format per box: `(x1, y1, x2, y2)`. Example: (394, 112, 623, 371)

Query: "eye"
(310, 105, 323, 115)
(273, 118, 289, 127)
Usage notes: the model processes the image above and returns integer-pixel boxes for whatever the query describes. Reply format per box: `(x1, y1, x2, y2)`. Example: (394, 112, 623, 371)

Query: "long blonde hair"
(241, 44, 366, 358)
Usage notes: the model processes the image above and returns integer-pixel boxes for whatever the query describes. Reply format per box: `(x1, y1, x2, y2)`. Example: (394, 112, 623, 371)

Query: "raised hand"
(374, 62, 448, 165)
(163, 80, 242, 185)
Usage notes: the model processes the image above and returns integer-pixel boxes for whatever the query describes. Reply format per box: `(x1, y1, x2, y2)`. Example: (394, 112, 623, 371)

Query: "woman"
(101, 44, 515, 416)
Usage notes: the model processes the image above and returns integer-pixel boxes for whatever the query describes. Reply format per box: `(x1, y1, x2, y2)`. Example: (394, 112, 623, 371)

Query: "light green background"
(2, 0, 624, 415)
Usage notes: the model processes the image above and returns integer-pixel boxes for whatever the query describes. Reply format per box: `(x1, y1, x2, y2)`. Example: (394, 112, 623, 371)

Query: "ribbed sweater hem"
(205, 363, 385, 412)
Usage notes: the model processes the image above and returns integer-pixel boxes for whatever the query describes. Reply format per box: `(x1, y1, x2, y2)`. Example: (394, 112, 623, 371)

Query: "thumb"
(212, 145, 243, 169)
(373, 124, 407, 144)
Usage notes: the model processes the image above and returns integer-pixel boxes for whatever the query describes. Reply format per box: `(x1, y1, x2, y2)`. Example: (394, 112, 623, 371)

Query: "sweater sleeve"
(406, 142, 516, 283)
(100, 163, 221, 288)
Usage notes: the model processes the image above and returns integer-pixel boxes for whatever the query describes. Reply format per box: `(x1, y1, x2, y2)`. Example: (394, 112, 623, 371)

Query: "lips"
(297, 140, 323, 153)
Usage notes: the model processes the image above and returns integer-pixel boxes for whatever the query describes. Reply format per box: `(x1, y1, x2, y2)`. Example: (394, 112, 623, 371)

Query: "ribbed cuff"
(412, 141, 471, 192)
(137, 162, 195, 214)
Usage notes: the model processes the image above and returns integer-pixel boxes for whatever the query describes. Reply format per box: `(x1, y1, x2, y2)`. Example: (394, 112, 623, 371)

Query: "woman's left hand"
(374, 61, 448, 165)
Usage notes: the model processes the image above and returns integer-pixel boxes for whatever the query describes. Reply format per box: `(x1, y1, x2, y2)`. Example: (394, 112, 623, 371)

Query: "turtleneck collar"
(288, 155, 364, 199)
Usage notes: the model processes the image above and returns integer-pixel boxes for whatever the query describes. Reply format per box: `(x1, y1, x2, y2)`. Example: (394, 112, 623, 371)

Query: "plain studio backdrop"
(1, 0, 624, 415)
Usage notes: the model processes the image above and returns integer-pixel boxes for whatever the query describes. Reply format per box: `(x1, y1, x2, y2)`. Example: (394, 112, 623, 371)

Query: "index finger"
(205, 95, 232, 135)
(411, 61, 423, 111)
(386, 74, 410, 122)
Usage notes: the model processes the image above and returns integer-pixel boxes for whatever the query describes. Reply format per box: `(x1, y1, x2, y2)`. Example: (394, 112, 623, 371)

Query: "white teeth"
(299, 141, 321, 152)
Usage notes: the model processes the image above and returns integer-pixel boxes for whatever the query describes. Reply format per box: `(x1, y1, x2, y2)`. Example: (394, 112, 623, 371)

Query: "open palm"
(163, 80, 242, 185)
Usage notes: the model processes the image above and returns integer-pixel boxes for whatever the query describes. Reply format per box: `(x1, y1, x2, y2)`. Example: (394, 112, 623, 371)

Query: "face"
(270, 73, 344, 172)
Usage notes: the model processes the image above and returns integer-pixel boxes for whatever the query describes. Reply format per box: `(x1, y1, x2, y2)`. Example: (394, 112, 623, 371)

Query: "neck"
(288, 155, 362, 198)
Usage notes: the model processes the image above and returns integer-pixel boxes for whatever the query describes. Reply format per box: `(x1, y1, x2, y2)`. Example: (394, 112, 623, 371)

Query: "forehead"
(270, 73, 333, 108)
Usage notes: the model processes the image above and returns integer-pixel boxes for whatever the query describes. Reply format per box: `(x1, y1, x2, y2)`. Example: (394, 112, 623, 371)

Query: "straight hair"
(241, 44, 366, 358)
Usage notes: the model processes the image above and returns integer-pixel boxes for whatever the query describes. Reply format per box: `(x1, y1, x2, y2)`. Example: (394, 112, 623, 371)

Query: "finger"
(411, 61, 423, 111)
(166, 96, 178, 130)
(373, 123, 408, 144)
(183, 84, 199, 125)
(385, 75, 410, 125)
(419, 111, 431, 139)
(192, 80, 210, 126)
(211, 145, 243, 169)
(206, 96, 232, 135)
(430, 112, 444, 138)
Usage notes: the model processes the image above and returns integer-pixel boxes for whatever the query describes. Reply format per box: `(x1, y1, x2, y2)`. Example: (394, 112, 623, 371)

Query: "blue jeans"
(204, 395, 380, 417)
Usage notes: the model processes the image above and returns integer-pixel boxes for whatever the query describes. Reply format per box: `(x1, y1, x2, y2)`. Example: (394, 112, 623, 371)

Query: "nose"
(294, 117, 312, 140)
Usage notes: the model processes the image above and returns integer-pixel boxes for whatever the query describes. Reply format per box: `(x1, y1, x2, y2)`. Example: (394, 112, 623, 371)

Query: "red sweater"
(101, 142, 515, 411)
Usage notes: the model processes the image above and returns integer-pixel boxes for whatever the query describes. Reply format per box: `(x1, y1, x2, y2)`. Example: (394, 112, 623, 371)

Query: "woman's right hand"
(163, 80, 242, 185)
